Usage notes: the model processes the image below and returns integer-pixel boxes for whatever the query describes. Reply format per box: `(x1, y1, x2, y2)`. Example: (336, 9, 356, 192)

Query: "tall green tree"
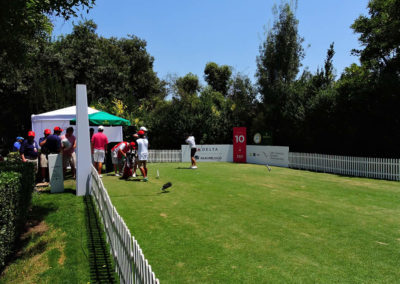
(256, 1, 304, 144)
(173, 73, 200, 100)
(0, 0, 95, 150)
(204, 62, 232, 97)
(0, 0, 94, 62)
(228, 73, 257, 129)
(351, 0, 400, 72)
(256, 2, 304, 87)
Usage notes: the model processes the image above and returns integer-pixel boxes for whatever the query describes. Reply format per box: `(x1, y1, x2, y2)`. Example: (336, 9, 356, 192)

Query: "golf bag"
(122, 149, 136, 179)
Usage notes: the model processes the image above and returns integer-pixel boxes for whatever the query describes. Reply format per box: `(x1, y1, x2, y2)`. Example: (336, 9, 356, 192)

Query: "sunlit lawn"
(102, 162, 400, 283)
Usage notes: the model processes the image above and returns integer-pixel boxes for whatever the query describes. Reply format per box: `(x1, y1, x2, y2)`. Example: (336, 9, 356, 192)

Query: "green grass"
(0, 180, 116, 284)
(102, 162, 400, 283)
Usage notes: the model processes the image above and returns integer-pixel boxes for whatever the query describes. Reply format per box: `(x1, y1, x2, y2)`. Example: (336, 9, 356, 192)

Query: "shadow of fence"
(84, 196, 117, 283)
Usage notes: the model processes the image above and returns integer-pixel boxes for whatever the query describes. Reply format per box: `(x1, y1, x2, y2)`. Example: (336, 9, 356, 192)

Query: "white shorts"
(112, 153, 124, 165)
(111, 151, 118, 164)
(138, 153, 148, 161)
(40, 153, 48, 168)
(93, 149, 105, 163)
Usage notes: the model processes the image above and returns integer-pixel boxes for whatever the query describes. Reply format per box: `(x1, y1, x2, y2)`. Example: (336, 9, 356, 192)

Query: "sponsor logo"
(248, 153, 261, 157)
(197, 147, 219, 152)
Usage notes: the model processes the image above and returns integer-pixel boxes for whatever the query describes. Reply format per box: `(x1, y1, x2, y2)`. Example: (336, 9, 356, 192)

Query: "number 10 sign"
(233, 127, 246, 163)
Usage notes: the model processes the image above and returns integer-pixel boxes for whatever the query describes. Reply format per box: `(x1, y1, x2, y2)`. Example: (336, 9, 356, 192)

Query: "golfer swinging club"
(185, 134, 197, 169)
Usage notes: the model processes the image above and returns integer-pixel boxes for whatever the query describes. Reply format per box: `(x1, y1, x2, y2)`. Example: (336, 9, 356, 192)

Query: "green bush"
(0, 171, 21, 269)
(0, 160, 35, 270)
(0, 160, 35, 225)
(5, 152, 21, 163)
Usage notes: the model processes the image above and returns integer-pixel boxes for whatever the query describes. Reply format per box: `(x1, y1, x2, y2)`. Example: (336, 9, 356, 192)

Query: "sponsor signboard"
(48, 154, 64, 193)
(233, 127, 247, 163)
(181, 145, 233, 162)
(246, 145, 289, 167)
(181, 144, 288, 167)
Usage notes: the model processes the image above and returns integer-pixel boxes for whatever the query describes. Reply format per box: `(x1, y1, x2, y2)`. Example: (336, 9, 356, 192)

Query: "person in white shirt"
(136, 130, 149, 181)
(132, 126, 148, 176)
(185, 134, 197, 169)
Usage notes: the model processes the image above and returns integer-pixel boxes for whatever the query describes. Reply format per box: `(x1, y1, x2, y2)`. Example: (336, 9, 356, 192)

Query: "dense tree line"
(0, 0, 399, 157)
(255, 1, 400, 157)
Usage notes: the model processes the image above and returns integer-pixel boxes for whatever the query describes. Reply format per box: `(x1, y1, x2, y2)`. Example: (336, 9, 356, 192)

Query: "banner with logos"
(233, 127, 247, 163)
(246, 145, 289, 167)
(181, 144, 288, 167)
(181, 145, 233, 162)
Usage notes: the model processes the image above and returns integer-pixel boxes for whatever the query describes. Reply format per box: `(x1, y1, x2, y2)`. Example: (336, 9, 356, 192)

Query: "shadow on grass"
(36, 187, 76, 195)
(175, 167, 192, 170)
(83, 196, 117, 284)
(120, 177, 142, 182)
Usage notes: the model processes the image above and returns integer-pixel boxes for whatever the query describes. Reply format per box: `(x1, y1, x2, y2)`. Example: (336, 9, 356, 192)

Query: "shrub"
(5, 152, 21, 163)
(0, 160, 35, 226)
(0, 160, 35, 270)
(0, 171, 21, 269)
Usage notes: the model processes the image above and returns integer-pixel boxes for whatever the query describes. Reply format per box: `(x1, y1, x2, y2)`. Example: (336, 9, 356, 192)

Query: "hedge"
(0, 160, 36, 270)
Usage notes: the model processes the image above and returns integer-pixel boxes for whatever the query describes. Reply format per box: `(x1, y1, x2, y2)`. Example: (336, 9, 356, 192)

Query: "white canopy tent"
(31, 106, 123, 143)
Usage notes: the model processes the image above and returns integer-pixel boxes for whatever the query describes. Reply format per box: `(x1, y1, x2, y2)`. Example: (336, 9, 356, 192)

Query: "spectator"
(90, 128, 95, 164)
(39, 129, 51, 183)
(45, 126, 63, 154)
(61, 127, 76, 179)
(136, 130, 149, 181)
(121, 142, 137, 179)
(13, 137, 24, 152)
(111, 141, 131, 176)
(132, 126, 147, 175)
(20, 131, 39, 173)
(91, 126, 108, 177)
(133, 126, 148, 139)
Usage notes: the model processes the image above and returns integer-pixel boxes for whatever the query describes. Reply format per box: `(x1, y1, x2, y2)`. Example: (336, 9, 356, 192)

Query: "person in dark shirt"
(20, 131, 39, 172)
(44, 126, 63, 154)
(39, 129, 51, 183)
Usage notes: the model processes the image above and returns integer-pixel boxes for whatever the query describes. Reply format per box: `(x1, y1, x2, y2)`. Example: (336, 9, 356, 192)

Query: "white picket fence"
(289, 152, 400, 181)
(148, 150, 181, 163)
(145, 149, 400, 181)
(90, 166, 160, 284)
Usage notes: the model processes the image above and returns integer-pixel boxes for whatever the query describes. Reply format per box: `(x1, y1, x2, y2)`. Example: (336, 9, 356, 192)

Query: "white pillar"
(76, 84, 92, 196)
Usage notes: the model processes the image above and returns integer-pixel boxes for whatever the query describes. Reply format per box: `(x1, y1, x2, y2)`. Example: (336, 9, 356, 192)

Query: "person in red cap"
(111, 141, 132, 176)
(20, 131, 39, 173)
(136, 130, 149, 181)
(38, 129, 51, 183)
(43, 126, 63, 154)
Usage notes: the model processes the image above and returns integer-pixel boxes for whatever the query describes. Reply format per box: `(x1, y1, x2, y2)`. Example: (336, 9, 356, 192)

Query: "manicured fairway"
(102, 162, 400, 283)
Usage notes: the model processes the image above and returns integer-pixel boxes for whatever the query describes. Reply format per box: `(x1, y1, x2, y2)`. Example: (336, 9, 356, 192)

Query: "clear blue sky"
(52, 0, 370, 83)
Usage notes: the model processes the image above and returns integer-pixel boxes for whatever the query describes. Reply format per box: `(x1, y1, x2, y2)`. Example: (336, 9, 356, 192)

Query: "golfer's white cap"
(98, 125, 104, 130)
(140, 126, 148, 132)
